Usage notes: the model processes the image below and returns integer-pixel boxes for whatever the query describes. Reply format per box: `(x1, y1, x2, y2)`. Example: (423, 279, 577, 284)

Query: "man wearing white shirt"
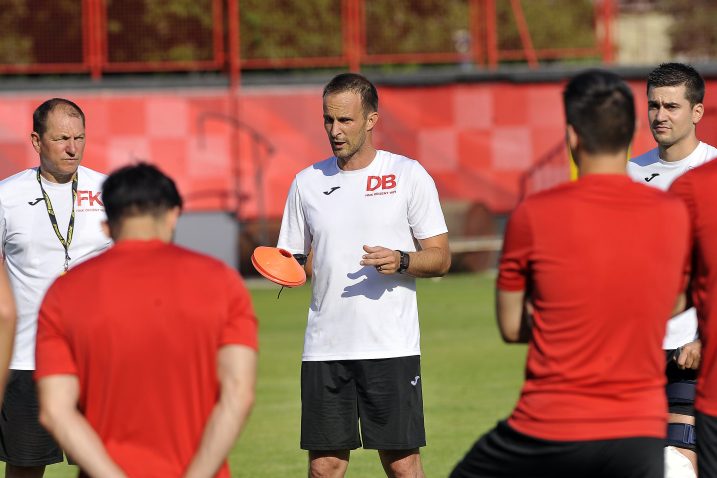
(278, 73, 450, 478)
(0, 98, 110, 478)
(628, 63, 717, 477)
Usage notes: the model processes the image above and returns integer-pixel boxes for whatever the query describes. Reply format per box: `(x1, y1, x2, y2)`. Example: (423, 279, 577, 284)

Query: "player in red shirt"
(34, 163, 258, 478)
(670, 160, 717, 477)
(451, 70, 690, 477)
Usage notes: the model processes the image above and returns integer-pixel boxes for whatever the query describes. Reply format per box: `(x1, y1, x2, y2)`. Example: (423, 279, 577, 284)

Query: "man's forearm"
(40, 408, 126, 478)
(183, 389, 254, 478)
(405, 246, 451, 278)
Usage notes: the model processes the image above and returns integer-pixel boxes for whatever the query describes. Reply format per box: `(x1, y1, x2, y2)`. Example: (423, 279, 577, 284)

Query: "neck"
(338, 145, 377, 171)
(658, 136, 700, 162)
(111, 216, 173, 243)
(40, 168, 75, 184)
(576, 150, 629, 177)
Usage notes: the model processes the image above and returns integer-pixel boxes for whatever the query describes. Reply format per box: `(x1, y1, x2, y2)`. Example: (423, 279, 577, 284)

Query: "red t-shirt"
(498, 174, 689, 441)
(35, 240, 258, 478)
(670, 160, 717, 416)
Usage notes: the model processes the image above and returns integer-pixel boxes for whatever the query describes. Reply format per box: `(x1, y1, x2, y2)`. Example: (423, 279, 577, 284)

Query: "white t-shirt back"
(278, 150, 448, 361)
(628, 141, 717, 349)
(0, 166, 111, 369)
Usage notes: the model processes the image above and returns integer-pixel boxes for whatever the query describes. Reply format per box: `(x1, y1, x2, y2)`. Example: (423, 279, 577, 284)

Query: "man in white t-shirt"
(628, 62, 717, 477)
(0, 98, 110, 478)
(278, 73, 450, 478)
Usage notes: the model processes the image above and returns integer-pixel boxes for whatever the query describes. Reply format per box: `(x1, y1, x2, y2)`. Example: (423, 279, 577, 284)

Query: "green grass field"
(5, 273, 527, 477)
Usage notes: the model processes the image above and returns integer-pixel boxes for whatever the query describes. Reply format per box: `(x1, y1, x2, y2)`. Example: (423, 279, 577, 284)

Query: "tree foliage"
(662, 0, 717, 60)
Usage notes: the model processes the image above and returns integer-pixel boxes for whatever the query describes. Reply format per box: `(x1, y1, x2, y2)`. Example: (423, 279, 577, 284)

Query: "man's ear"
(366, 111, 378, 132)
(166, 206, 181, 230)
(566, 124, 579, 152)
(693, 102, 705, 125)
(30, 132, 41, 154)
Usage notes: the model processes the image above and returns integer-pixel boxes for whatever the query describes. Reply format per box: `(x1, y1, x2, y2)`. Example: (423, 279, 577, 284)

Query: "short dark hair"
(647, 62, 705, 106)
(102, 163, 183, 230)
(563, 69, 635, 155)
(33, 98, 85, 137)
(323, 73, 379, 115)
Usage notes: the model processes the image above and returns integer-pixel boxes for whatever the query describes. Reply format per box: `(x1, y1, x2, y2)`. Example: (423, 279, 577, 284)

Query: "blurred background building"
(2, 0, 717, 272)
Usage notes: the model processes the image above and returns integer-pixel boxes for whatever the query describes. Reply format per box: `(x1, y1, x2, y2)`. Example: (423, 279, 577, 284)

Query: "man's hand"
(675, 339, 701, 370)
(361, 245, 399, 274)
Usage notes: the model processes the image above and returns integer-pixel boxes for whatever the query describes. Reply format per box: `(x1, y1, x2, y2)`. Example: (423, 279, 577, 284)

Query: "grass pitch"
(18, 272, 527, 477)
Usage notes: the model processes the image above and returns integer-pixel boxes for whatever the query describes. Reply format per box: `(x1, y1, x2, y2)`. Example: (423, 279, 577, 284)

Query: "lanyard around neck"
(36, 168, 78, 272)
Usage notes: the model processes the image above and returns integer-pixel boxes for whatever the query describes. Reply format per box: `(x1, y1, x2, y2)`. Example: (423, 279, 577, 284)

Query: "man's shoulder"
(0, 169, 37, 204)
(295, 157, 336, 180)
(0, 168, 34, 190)
(77, 166, 107, 184)
(378, 150, 420, 169)
(628, 148, 659, 167)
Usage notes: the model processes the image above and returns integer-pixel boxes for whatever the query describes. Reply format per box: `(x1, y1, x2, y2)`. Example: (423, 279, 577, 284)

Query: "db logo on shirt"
(366, 175, 397, 191)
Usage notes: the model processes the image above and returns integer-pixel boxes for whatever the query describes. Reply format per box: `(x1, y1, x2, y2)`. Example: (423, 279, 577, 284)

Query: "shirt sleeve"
(669, 175, 696, 291)
(277, 177, 311, 255)
(220, 266, 258, 351)
(407, 161, 448, 239)
(496, 202, 533, 292)
(35, 278, 79, 379)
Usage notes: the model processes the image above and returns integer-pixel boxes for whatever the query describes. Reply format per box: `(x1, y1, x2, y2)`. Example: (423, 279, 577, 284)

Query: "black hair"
(563, 69, 635, 154)
(323, 73, 379, 115)
(647, 62, 704, 106)
(33, 98, 85, 137)
(102, 163, 183, 229)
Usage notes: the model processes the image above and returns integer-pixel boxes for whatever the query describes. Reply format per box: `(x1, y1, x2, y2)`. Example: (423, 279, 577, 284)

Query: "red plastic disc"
(251, 246, 306, 287)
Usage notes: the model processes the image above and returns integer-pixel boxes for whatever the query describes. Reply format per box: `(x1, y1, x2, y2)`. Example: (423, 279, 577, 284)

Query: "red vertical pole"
(228, 0, 241, 93)
(227, 0, 242, 218)
(510, 0, 538, 69)
(468, 0, 483, 67)
(345, 0, 360, 72)
(600, 0, 615, 64)
(485, 0, 498, 69)
(85, 0, 102, 80)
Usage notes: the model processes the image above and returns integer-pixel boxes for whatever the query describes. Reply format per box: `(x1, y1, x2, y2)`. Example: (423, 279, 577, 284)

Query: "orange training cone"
(251, 246, 306, 287)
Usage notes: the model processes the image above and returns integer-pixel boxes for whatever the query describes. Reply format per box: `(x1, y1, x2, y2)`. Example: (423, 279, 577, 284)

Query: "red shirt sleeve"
(669, 175, 696, 289)
(497, 202, 533, 292)
(35, 278, 79, 380)
(220, 267, 259, 351)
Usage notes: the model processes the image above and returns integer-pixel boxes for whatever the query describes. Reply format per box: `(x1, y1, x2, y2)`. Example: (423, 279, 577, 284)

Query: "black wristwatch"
(397, 250, 410, 274)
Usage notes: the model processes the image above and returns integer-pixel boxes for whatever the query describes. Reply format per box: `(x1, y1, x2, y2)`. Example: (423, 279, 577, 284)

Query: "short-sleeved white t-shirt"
(278, 150, 448, 361)
(628, 141, 717, 349)
(0, 166, 111, 369)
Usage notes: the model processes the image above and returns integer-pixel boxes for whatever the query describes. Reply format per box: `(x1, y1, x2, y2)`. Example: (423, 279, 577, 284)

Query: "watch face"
(399, 250, 409, 272)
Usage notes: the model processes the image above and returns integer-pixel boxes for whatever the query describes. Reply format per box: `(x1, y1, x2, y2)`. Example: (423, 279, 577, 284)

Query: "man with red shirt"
(451, 70, 690, 477)
(34, 163, 258, 478)
(670, 160, 717, 477)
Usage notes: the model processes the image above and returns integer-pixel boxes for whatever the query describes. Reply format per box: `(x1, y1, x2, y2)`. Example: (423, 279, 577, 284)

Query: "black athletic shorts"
(0, 370, 63, 467)
(450, 421, 663, 478)
(697, 410, 717, 477)
(300, 355, 425, 451)
(665, 349, 698, 416)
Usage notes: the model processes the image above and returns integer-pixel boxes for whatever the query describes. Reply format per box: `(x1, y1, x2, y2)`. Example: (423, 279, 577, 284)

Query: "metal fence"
(0, 0, 615, 80)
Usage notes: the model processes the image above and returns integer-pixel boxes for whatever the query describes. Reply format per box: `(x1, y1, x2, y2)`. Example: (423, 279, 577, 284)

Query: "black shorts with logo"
(450, 421, 663, 478)
(300, 355, 425, 451)
(0, 370, 63, 467)
(697, 411, 717, 477)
